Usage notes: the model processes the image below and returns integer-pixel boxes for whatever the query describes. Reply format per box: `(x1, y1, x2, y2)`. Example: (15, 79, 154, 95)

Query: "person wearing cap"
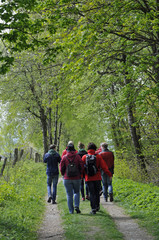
(100, 142, 114, 202)
(61, 140, 78, 158)
(60, 143, 84, 214)
(43, 144, 61, 204)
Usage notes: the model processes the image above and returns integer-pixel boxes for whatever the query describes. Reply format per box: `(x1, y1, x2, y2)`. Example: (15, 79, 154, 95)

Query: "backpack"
(85, 154, 97, 176)
(66, 156, 79, 177)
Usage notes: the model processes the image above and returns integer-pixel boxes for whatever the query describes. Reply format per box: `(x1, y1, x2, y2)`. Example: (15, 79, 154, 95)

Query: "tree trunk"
(54, 104, 58, 145)
(57, 121, 62, 153)
(123, 54, 148, 173)
(48, 107, 53, 145)
(40, 108, 48, 154)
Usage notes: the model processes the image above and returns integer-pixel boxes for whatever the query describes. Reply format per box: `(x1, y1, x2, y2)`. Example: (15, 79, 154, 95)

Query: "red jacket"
(59, 151, 84, 180)
(82, 149, 112, 182)
(100, 150, 114, 174)
(95, 147, 102, 154)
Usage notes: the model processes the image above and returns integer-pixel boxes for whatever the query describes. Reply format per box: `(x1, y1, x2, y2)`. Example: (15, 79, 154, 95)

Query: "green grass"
(113, 177, 159, 240)
(0, 160, 47, 240)
(57, 181, 124, 240)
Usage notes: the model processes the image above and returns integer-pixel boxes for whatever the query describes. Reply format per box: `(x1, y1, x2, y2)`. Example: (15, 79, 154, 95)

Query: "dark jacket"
(82, 149, 112, 182)
(60, 151, 84, 180)
(43, 149, 61, 176)
(77, 149, 87, 158)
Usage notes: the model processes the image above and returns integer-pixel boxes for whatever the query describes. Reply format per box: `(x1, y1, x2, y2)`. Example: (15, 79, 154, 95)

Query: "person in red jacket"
(60, 144, 84, 214)
(100, 142, 114, 202)
(82, 142, 112, 214)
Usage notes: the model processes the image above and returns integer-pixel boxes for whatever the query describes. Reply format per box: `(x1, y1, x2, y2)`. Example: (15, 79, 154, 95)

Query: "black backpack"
(85, 154, 97, 176)
(66, 156, 79, 177)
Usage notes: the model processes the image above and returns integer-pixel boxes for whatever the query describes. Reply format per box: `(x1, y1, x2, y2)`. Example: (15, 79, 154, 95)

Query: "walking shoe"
(82, 197, 85, 201)
(109, 193, 113, 202)
(90, 210, 96, 215)
(96, 207, 100, 212)
(52, 200, 57, 204)
(86, 195, 90, 200)
(104, 197, 108, 202)
(47, 196, 52, 203)
(75, 207, 81, 214)
(99, 190, 103, 196)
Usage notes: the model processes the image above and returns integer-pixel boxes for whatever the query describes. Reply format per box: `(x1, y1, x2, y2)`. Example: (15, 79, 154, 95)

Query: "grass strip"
(0, 160, 47, 240)
(57, 180, 124, 240)
(113, 176, 159, 240)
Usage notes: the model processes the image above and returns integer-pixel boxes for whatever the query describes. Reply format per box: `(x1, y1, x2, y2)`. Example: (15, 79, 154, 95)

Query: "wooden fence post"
(19, 149, 24, 160)
(12, 148, 18, 166)
(30, 148, 33, 159)
(0, 157, 7, 176)
(34, 152, 39, 163)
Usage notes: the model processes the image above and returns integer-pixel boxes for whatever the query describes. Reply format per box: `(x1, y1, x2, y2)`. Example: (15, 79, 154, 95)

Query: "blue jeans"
(63, 179, 81, 214)
(101, 172, 113, 200)
(47, 174, 59, 201)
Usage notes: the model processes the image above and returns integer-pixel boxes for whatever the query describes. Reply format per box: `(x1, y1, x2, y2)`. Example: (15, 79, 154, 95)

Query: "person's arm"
(99, 155, 112, 178)
(59, 157, 66, 175)
(43, 153, 48, 163)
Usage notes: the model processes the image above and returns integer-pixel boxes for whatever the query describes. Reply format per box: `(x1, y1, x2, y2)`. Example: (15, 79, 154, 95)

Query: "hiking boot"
(75, 207, 81, 214)
(90, 210, 96, 215)
(109, 193, 113, 202)
(99, 190, 103, 196)
(104, 197, 108, 202)
(52, 200, 57, 204)
(96, 206, 100, 212)
(86, 195, 90, 200)
(47, 196, 52, 203)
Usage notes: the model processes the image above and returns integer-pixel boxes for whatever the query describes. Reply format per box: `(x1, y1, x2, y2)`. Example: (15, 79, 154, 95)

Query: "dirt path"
(37, 195, 65, 240)
(100, 196, 154, 240)
(37, 190, 154, 240)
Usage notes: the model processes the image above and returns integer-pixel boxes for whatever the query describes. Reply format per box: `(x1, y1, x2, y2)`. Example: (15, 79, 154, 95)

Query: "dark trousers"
(87, 180, 101, 211)
(81, 178, 89, 198)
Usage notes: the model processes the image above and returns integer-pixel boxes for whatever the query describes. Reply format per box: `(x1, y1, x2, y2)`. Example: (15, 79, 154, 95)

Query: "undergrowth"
(113, 177, 159, 240)
(0, 159, 47, 240)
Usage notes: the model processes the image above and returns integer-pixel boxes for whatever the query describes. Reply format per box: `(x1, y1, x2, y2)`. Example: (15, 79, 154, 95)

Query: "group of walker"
(43, 141, 114, 215)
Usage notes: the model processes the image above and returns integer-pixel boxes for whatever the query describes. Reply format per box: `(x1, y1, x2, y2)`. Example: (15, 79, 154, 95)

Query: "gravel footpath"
(37, 195, 65, 240)
(100, 196, 154, 240)
(37, 188, 154, 240)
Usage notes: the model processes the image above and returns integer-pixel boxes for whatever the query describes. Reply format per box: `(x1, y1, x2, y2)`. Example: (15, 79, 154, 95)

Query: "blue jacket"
(43, 149, 61, 176)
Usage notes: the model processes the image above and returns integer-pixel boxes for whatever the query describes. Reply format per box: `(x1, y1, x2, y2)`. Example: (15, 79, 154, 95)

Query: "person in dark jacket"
(77, 142, 89, 201)
(60, 144, 84, 214)
(82, 142, 112, 214)
(100, 142, 114, 202)
(43, 144, 61, 204)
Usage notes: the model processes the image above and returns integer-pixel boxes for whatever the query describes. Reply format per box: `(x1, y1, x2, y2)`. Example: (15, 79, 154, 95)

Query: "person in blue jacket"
(43, 144, 61, 204)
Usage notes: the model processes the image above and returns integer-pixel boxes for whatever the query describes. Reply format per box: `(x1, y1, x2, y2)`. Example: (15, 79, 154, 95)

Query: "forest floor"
(37, 194, 154, 240)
